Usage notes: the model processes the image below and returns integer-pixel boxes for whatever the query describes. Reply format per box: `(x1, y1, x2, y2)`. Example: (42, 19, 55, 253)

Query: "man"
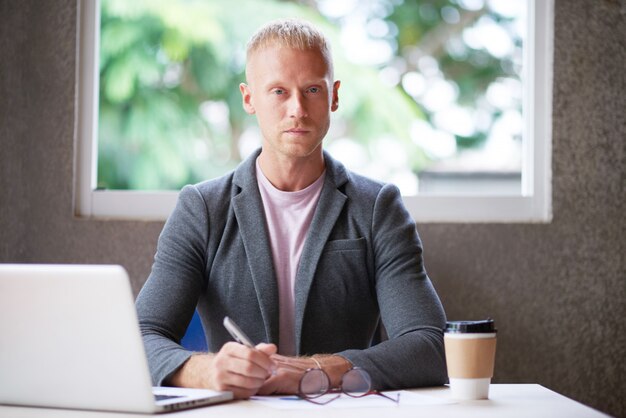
(136, 18, 447, 399)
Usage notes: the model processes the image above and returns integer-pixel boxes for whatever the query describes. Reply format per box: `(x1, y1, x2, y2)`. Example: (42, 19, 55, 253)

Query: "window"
(75, 0, 553, 222)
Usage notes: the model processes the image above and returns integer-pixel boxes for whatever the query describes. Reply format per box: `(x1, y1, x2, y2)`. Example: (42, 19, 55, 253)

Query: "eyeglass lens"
(300, 368, 330, 398)
(299, 367, 373, 399)
(341, 368, 372, 397)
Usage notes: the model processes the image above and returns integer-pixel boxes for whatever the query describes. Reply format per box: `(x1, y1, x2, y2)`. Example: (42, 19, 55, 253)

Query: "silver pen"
(223, 316, 255, 348)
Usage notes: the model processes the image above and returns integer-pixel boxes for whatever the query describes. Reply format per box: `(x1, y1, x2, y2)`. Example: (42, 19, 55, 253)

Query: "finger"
(257, 366, 302, 395)
(255, 342, 277, 355)
(218, 343, 274, 378)
(223, 341, 272, 366)
(272, 360, 302, 372)
(211, 355, 268, 393)
(271, 353, 290, 362)
(270, 354, 312, 372)
(256, 343, 278, 372)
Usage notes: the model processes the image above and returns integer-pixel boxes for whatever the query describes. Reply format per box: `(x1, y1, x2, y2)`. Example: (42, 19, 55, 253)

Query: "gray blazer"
(136, 149, 447, 390)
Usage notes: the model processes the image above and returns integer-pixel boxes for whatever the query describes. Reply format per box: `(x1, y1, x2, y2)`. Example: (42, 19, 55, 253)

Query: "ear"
(240, 83, 255, 114)
(331, 80, 340, 112)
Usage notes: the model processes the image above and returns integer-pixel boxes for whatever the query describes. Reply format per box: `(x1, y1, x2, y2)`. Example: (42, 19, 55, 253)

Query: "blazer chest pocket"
(323, 237, 367, 252)
(315, 237, 372, 304)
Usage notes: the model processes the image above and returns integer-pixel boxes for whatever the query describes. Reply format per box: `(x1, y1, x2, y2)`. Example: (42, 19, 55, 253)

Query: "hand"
(257, 354, 313, 395)
(257, 354, 353, 395)
(170, 342, 277, 399)
(210, 342, 278, 399)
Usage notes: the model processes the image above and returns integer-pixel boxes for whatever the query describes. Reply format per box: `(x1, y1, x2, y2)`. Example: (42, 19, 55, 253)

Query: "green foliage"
(98, 0, 522, 190)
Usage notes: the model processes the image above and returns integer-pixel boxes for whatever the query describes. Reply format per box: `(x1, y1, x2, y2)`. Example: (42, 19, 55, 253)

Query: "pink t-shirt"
(256, 159, 325, 356)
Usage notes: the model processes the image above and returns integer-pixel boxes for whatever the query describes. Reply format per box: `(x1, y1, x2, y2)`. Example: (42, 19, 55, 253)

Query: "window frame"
(75, 0, 553, 222)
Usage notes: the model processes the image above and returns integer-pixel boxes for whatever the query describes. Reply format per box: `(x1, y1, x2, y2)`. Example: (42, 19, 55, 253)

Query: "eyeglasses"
(298, 366, 400, 405)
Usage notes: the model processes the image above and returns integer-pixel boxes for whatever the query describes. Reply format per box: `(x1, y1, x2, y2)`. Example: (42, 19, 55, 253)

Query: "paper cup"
(444, 320, 497, 400)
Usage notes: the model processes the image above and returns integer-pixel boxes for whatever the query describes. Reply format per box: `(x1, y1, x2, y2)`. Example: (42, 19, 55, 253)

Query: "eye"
(308, 87, 320, 94)
(273, 88, 285, 95)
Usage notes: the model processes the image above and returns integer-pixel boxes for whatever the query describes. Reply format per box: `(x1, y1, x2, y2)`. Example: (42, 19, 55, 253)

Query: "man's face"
(240, 45, 340, 160)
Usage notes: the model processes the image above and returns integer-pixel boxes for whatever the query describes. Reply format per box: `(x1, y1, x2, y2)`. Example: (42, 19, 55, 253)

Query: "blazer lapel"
(294, 154, 348, 354)
(232, 152, 279, 345)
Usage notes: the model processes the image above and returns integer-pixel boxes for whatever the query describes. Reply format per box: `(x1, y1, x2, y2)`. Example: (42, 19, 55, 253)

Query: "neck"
(257, 149, 325, 192)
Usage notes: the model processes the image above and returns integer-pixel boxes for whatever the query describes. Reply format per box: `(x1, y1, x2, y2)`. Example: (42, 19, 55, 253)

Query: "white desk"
(0, 385, 610, 418)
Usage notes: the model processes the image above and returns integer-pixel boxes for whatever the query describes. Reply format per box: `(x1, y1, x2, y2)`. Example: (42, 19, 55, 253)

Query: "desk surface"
(0, 384, 609, 418)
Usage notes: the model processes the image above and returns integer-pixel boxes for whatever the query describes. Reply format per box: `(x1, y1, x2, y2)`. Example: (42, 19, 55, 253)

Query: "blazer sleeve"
(337, 183, 448, 389)
(135, 185, 209, 386)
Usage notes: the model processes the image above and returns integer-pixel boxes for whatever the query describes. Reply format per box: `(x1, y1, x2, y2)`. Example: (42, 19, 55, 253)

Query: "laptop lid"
(0, 264, 232, 413)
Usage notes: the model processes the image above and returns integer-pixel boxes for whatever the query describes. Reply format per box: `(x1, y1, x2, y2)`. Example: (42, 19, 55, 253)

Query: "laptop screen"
(0, 264, 164, 412)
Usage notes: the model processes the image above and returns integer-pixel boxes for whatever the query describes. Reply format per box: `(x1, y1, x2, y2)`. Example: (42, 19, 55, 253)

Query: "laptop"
(0, 264, 233, 413)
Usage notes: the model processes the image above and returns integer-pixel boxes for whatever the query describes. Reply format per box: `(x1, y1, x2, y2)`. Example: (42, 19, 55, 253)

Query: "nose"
(288, 92, 308, 119)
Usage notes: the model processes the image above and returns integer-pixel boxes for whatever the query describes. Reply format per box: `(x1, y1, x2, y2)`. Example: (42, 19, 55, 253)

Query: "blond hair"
(246, 19, 334, 77)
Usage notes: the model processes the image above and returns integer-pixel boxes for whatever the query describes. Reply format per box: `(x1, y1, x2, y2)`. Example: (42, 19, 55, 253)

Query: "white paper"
(249, 390, 454, 410)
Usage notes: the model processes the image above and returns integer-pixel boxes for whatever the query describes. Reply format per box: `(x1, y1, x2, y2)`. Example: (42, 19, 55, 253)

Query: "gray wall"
(1, 1, 624, 416)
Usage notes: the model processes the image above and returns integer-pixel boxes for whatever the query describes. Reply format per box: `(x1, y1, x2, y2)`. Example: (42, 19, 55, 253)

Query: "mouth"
(285, 128, 310, 134)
